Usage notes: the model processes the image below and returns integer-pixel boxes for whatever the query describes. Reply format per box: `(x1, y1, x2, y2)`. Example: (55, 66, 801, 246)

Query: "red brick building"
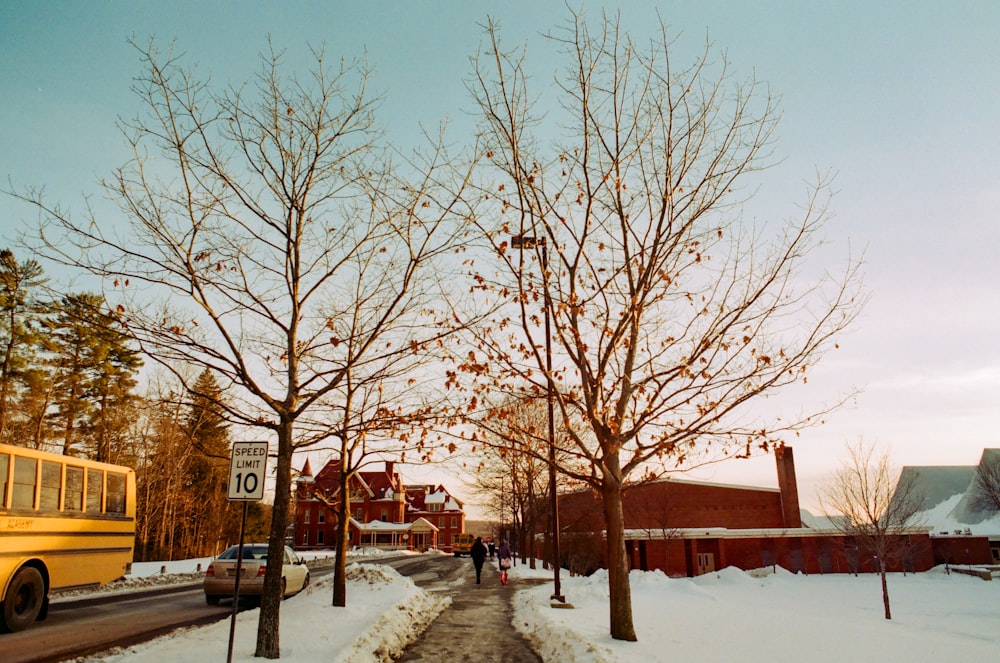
(557, 448, 945, 576)
(293, 459, 466, 552)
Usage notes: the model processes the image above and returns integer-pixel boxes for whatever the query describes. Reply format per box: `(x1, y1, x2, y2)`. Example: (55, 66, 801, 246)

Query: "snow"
(75, 553, 999, 662)
(920, 493, 1000, 536)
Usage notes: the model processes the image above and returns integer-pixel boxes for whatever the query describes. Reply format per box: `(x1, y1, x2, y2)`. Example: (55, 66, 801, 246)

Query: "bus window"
(40, 461, 62, 512)
(0, 452, 8, 507)
(86, 468, 103, 513)
(65, 465, 84, 512)
(12, 456, 37, 509)
(106, 472, 127, 514)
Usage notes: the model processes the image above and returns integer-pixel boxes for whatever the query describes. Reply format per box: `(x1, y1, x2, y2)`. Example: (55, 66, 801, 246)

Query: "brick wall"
(559, 480, 787, 533)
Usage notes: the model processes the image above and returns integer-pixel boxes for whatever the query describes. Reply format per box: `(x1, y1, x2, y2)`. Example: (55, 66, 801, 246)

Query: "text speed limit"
(228, 441, 269, 501)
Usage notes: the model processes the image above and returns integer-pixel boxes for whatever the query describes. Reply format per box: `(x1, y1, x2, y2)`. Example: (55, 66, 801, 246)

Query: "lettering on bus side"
(5, 518, 33, 530)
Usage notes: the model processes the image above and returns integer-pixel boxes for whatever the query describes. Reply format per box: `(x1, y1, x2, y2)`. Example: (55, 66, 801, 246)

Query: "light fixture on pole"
(511, 234, 568, 606)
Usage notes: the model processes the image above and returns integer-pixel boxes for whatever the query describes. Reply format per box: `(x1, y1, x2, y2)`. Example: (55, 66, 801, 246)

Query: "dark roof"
(900, 465, 977, 511)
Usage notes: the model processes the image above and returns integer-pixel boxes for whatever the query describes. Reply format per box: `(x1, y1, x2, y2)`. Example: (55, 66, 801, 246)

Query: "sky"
(73, 551, 1000, 662)
(2, 1, 999, 513)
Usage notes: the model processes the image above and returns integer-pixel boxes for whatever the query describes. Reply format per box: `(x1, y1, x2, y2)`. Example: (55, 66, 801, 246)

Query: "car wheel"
(301, 572, 310, 591)
(280, 578, 287, 599)
(205, 594, 222, 606)
(2, 566, 45, 633)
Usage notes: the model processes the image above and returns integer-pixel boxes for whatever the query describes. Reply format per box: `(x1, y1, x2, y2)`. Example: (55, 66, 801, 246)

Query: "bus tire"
(2, 566, 45, 632)
(205, 594, 222, 605)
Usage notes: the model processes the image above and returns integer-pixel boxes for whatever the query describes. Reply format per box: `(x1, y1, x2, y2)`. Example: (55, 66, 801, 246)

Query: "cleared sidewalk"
(396, 561, 544, 662)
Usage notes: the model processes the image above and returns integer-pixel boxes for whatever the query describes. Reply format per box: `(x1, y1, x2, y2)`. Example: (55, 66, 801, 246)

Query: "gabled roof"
(417, 486, 464, 511)
(360, 467, 401, 500)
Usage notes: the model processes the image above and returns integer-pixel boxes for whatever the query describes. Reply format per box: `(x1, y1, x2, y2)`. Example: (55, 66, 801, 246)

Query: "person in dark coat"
(497, 539, 513, 585)
(470, 536, 488, 584)
(487, 538, 495, 560)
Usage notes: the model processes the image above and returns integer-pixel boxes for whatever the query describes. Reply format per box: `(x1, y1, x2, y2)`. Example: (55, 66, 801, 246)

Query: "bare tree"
(461, 10, 864, 641)
(12, 40, 470, 658)
(971, 450, 1000, 513)
(471, 399, 552, 569)
(819, 441, 923, 620)
(315, 354, 466, 607)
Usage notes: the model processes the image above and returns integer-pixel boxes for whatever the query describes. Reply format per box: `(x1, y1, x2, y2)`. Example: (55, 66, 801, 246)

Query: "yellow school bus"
(0, 443, 136, 632)
(452, 532, 475, 557)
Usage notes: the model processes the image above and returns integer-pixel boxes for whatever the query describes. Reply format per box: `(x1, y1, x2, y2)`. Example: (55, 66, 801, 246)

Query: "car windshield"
(218, 545, 269, 560)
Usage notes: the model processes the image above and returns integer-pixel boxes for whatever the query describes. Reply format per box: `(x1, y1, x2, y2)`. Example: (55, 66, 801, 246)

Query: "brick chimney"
(775, 446, 802, 528)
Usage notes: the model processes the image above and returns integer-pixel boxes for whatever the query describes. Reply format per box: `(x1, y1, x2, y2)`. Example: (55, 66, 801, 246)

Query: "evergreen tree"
(47, 292, 141, 459)
(86, 305, 142, 463)
(0, 249, 46, 444)
(182, 369, 232, 556)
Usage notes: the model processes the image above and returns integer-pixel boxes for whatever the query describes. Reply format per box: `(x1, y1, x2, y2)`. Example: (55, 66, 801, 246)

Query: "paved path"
(396, 561, 544, 663)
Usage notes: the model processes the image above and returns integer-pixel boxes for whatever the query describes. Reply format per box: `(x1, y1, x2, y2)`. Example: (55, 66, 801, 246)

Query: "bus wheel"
(2, 567, 45, 632)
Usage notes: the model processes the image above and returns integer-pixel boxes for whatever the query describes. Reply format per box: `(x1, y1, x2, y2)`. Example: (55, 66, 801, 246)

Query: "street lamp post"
(511, 234, 566, 605)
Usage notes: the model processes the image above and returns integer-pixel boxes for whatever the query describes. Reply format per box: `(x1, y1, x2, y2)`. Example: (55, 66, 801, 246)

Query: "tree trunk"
(255, 423, 293, 659)
(333, 462, 352, 607)
(601, 455, 637, 641)
(879, 558, 891, 620)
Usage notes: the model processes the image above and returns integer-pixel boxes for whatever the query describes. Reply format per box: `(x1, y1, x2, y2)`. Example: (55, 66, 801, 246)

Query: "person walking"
(470, 536, 488, 584)
(497, 539, 513, 586)
(487, 538, 495, 560)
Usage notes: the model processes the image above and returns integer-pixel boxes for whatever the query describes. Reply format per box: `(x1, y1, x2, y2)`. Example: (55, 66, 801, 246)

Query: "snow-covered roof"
(350, 517, 439, 533)
(424, 490, 448, 504)
(622, 525, 931, 540)
(900, 465, 977, 511)
(900, 449, 1000, 535)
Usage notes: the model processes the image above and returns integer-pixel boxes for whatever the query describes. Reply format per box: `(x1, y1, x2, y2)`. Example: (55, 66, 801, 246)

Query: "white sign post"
(226, 440, 268, 663)
(227, 441, 269, 501)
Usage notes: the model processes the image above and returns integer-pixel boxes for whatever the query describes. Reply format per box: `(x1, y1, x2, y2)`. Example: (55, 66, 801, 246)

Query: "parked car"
(203, 543, 310, 605)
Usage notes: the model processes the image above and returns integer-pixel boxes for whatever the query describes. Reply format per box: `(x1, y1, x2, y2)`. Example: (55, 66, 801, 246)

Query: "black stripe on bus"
(0, 511, 133, 521)
(0, 530, 135, 538)
(0, 547, 133, 558)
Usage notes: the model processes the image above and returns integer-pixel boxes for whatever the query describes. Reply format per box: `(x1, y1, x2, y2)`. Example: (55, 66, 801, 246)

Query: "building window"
(318, 511, 325, 524)
(304, 509, 310, 524)
(354, 508, 364, 520)
(428, 503, 441, 512)
(381, 509, 388, 521)
(318, 530, 325, 545)
(451, 517, 457, 528)
(302, 531, 309, 545)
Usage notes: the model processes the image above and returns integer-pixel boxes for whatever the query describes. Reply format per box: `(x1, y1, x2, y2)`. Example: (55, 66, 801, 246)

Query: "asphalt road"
(1, 555, 543, 663)
(2, 562, 336, 663)
(2, 582, 232, 663)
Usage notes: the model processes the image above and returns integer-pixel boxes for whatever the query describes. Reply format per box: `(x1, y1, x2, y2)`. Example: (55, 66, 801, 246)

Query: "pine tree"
(182, 369, 232, 556)
(0, 249, 46, 444)
(47, 292, 141, 459)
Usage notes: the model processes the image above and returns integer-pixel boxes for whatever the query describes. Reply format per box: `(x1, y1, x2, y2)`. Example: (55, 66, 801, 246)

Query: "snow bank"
(83, 563, 448, 663)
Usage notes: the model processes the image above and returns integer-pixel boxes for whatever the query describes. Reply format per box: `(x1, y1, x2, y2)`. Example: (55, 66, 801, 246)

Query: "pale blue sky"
(2, 1, 999, 508)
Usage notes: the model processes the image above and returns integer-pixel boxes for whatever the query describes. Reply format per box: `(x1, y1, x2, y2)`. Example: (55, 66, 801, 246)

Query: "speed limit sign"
(228, 441, 269, 501)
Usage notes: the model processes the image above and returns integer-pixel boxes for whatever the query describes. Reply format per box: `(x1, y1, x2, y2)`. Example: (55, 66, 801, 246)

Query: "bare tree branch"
(458, 9, 865, 641)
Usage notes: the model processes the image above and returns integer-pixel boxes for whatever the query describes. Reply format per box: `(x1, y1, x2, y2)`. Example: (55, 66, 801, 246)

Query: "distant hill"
(464, 520, 497, 538)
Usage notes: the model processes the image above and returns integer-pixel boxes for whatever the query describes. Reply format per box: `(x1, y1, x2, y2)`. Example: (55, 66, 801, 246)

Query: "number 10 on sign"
(228, 441, 269, 501)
